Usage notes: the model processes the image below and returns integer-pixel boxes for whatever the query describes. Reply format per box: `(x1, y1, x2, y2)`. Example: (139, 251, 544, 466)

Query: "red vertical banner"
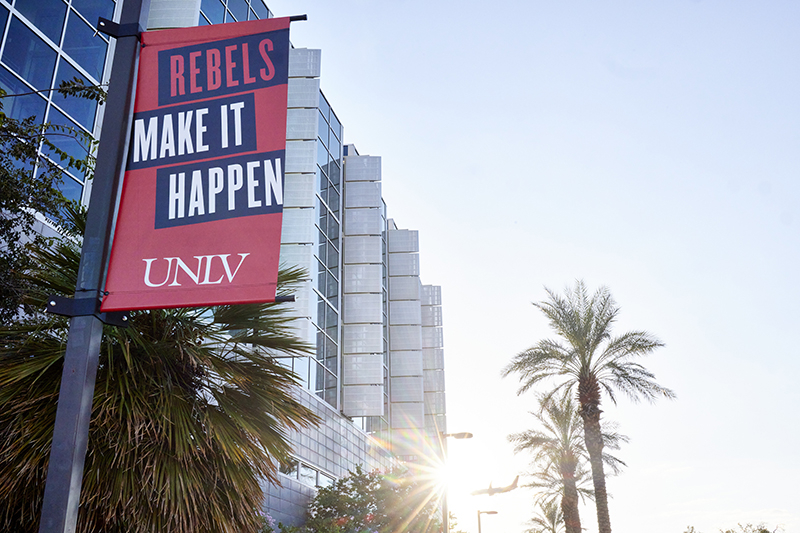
(101, 18, 291, 311)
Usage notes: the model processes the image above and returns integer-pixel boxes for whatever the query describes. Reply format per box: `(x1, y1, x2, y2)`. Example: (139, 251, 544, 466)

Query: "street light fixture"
(477, 510, 497, 533)
(440, 431, 473, 533)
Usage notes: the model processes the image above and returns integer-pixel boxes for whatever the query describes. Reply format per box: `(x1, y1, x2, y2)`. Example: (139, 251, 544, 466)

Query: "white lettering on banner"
(132, 106, 218, 163)
(167, 158, 282, 220)
(143, 253, 251, 287)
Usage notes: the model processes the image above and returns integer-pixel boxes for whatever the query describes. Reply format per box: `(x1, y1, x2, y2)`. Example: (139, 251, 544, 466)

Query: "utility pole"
(37, 0, 150, 531)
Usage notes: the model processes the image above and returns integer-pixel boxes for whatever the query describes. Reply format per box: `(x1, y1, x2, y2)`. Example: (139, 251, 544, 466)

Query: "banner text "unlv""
(143, 253, 250, 287)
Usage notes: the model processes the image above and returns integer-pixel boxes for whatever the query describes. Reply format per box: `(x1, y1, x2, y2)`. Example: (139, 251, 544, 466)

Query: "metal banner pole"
(37, 0, 150, 531)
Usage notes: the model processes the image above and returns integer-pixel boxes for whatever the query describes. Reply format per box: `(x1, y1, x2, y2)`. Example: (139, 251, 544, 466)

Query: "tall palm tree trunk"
(560, 463, 582, 533)
(579, 377, 612, 533)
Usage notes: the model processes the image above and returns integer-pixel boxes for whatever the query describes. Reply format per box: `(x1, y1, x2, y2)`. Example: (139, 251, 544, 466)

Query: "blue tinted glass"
(329, 159, 340, 188)
(45, 106, 90, 174)
(0, 5, 7, 32)
(330, 111, 342, 140)
(251, 0, 269, 19)
(200, 0, 224, 24)
(316, 143, 329, 175)
(329, 133, 341, 161)
(318, 93, 330, 120)
(63, 11, 107, 81)
(248, 7, 256, 21)
(199, 14, 210, 25)
(3, 17, 57, 90)
(317, 111, 328, 148)
(15, 0, 67, 43)
(56, 174, 83, 203)
(228, 0, 248, 22)
(0, 66, 46, 123)
(53, 60, 97, 130)
(224, 8, 234, 22)
(328, 186, 340, 217)
(71, 0, 114, 25)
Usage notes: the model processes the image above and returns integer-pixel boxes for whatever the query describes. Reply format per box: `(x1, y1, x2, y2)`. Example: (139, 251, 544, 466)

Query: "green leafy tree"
(0, 205, 319, 532)
(0, 79, 102, 322)
(503, 281, 675, 533)
(303, 465, 441, 533)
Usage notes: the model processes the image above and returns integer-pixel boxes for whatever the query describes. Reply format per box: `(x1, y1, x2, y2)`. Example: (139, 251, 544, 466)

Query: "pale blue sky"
(267, 1, 800, 531)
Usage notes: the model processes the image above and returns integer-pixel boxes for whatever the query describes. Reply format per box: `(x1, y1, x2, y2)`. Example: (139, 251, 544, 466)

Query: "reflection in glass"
(227, 0, 249, 23)
(200, 0, 224, 24)
(298, 463, 316, 486)
(71, 0, 115, 26)
(63, 11, 107, 81)
(3, 17, 57, 90)
(53, 59, 97, 130)
(0, 66, 46, 122)
(44, 106, 91, 171)
(15, 0, 66, 43)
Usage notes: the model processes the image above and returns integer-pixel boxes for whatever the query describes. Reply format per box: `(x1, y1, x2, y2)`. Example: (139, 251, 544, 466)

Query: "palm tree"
(526, 500, 564, 533)
(502, 281, 674, 533)
(0, 206, 319, 532)
(510, 393, 628, 533)
(509, 394, 585, 533)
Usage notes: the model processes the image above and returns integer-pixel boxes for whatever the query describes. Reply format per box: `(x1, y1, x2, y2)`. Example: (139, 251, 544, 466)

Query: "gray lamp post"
(477, 510, 497, 533)
(441, 431, 473, 532)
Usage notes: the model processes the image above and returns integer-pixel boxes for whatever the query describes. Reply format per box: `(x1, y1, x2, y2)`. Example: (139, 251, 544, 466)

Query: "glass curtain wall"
(0, 0, 116, 206)
(312, 91, 342, 407)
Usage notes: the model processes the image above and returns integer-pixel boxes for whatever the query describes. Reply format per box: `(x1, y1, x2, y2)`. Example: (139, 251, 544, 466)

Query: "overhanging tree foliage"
(0, 79, 103, 322)
(0, 205, 320, 532)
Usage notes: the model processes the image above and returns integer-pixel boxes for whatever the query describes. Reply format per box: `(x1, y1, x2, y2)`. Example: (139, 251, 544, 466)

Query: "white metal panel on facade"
(287, 78, 321, 108)
(390, 403, 425, 430)
(389, 325, 422, 351)
(286, 108, 318, 141)
(342, 324, 383, 354)
(342, 264, 383, 293)
(285, 140, 317, 173)
(342, 355, 384, 385)
(388, 229, 419, 253)
(283, 173, 316, 208)
(280, 207, 315, 244)
(388, 253, 420, 277)
(288, 48, 322, 78)
(343, 236, 382, 264)
(344, 181, 382, 208)
(388, 277, 421, 300)
(390, 351, 424, 377)
(344, 155, 381, 181)
(389, 300, 422, 325)
(343, 293, 382, 324)
(343, 208, 383, 236)
(343, 385, 384, 417)
(390, 377, 424, 402)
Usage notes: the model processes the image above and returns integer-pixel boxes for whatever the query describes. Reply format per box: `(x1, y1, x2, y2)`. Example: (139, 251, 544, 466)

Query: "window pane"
(251, 0, 270, 19)
(56, 174, 83, 203)
(317, 110, 328, 148)
(3, 17, 57, 90)
(330, 111, 342, 140)
(53, 59, 97, 129)
(15, 0, 66, 43)
(44, 106, 91, 172)
(0, 66, 46, 122)
(298, 464, 316, 486)
(71, 0, 114, 26)
(316, 142, 329, 173)
(200, 0, 224, 24)
(227, 0, 248, 22)
(318, 92, 330, 120)
(63, 10, 107, 81)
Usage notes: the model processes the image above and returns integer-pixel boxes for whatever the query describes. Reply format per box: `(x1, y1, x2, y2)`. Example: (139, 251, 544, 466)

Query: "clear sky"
(267, 1, 800, 532)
